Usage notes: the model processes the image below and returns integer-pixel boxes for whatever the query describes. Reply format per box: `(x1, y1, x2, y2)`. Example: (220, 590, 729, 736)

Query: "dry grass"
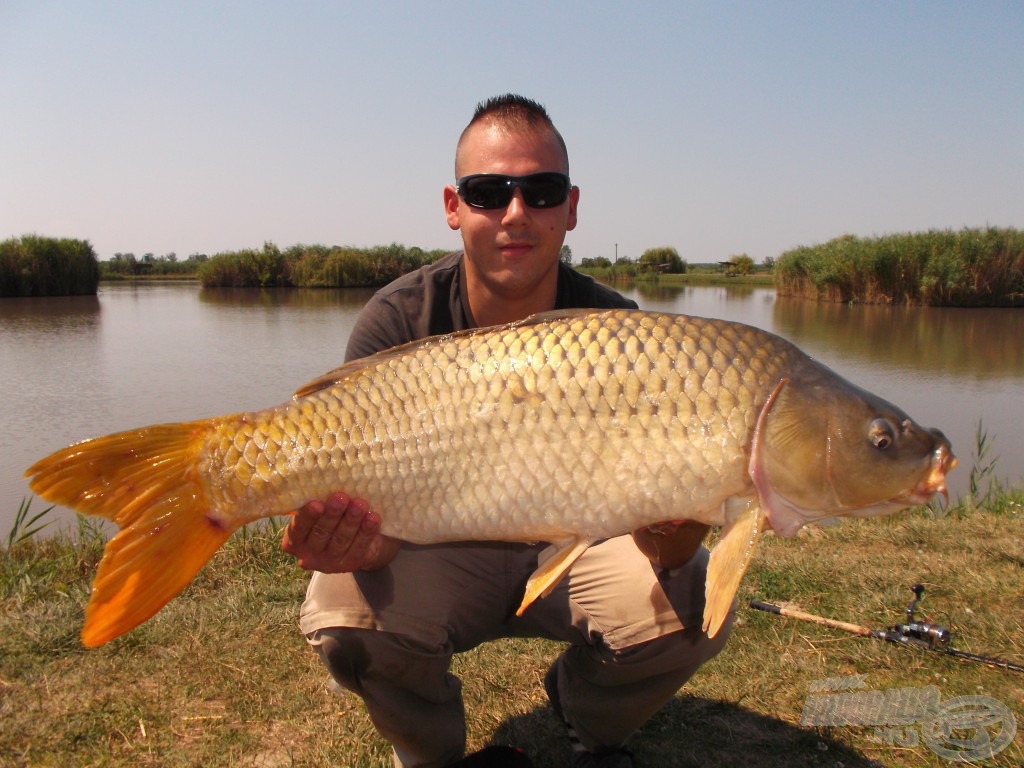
(2, 496, 1022, 767)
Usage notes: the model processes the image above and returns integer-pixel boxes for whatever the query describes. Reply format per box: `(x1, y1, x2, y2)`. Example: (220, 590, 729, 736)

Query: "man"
(282, 94, 732, 768)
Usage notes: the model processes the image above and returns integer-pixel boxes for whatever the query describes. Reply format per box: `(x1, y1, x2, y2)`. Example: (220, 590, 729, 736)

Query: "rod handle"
(749, 600, 877, 638)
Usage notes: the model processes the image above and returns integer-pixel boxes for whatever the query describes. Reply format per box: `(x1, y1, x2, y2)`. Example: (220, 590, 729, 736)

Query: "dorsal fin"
(292, 308, 609, 399)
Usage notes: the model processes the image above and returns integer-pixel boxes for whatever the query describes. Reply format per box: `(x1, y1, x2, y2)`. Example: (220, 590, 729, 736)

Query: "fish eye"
(869, 418, 897, 450)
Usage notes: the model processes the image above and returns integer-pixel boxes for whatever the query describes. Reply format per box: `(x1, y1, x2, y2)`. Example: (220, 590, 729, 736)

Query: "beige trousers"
(301, 536, 732, 767)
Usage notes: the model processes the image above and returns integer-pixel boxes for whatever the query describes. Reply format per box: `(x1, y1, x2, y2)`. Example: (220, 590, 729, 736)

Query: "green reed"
(6, 497, 53, 549)
(774, 226, 1024, 306)
(0, 235, 101, 297)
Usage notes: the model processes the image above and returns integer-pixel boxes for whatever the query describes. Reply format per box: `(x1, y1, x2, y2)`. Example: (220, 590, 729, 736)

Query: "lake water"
(2, 281, 1022, 536)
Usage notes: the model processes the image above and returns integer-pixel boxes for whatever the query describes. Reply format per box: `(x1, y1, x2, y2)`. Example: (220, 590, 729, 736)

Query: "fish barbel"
(26, 309, 955, 647)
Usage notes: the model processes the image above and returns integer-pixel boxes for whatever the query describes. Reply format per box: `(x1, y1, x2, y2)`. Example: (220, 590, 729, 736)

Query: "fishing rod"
(750, 584, 1024, 674)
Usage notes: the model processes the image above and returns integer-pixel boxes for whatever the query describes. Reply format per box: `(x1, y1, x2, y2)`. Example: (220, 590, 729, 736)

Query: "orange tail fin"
(25, 420, 237, 647)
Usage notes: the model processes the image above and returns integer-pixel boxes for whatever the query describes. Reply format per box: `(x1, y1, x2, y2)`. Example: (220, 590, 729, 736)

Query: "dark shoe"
(544, 664, 635, 768)
(447, 745, 534, 767)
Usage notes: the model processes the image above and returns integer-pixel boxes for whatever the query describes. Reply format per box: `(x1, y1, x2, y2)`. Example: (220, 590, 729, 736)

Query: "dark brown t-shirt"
(344, 251, 639, 362)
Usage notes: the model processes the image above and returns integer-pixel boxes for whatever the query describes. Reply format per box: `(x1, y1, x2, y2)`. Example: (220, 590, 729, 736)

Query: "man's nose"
(501, 190, 530, 223)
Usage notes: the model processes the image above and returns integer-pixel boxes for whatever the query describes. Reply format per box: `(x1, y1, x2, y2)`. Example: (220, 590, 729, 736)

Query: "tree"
(559, 244, 573, 264)
(107, 253, 138, 275)
(729, 254, 755, 276)
(639, 246, 686, 274)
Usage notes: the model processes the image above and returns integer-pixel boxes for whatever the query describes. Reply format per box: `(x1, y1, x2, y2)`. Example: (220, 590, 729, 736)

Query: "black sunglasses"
(455, 172, 572, 210)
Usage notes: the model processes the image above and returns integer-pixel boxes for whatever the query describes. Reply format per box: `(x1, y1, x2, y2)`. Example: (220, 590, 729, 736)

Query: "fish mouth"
(904, 443, 958, 506)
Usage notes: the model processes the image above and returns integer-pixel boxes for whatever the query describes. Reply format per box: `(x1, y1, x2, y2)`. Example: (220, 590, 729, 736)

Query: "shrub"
(639, 247, 687, 274)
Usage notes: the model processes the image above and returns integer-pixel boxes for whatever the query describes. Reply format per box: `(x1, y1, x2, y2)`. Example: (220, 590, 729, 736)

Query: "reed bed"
(0, 235, 100, 297)
(774, 227, 1024, 306)
(196, 243, 451, 289)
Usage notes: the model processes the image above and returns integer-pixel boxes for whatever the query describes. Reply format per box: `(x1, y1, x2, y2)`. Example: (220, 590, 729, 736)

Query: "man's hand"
(281, 492, 400, 572)
(632, 520, 710, 570)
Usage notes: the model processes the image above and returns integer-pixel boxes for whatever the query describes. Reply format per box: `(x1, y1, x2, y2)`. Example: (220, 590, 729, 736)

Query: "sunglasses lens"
(460, 178, 512, 209)
(458, 174, 570, 209)
(521, 174, 570, 208)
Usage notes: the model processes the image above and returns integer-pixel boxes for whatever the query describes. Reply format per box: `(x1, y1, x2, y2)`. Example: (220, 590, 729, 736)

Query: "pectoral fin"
(516, 537, 594, 616)
(703, 498, 765, 638)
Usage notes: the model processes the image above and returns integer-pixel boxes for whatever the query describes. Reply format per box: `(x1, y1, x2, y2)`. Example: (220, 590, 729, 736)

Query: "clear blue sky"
(2, 2, 1021, 265)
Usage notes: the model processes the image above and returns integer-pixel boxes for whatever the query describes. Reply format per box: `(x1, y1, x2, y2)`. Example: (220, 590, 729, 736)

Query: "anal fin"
(516, 537, 594, 616)
(703, 498, 765, 638)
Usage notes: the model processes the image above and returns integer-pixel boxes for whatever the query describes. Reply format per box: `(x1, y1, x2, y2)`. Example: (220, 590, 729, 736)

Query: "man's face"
(444, 122, 579, 305)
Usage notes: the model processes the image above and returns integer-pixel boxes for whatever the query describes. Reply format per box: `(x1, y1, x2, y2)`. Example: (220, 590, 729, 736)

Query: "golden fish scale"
(201, 311, 800, 540)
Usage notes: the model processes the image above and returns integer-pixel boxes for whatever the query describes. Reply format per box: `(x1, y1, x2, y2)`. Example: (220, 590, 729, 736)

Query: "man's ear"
(566, 185, 580, 232)
(443, 185, 460, 231)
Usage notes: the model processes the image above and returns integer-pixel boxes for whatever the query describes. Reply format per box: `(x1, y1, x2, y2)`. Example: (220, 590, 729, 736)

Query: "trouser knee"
(308, 626, 459, 704)
(307, 627, 465, 766)
(308, 626, 379, 696)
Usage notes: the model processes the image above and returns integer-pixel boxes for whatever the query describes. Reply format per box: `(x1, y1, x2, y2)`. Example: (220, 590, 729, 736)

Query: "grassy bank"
(3, 485, 1021, 767)
(577, 269, 775, 288)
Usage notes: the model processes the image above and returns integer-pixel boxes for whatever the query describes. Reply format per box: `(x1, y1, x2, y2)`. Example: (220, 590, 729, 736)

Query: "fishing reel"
(751, 584, 1024, 672)
(889, 583, 951, 649)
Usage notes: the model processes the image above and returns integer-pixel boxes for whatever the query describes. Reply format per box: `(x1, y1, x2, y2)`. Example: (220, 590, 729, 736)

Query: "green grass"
(2, 494, 1022, 766)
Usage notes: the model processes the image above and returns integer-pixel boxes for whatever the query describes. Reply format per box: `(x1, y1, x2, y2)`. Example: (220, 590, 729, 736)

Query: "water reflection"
(628, 282, 760, 304)
(772, 299, 1024, 379)
(199, 287, 376, 309)
(0, 294, 101, 333)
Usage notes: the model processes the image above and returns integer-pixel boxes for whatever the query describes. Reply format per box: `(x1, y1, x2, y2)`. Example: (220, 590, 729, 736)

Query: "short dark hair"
(471, 94, 553, 126)
(455, 94, 569, 175)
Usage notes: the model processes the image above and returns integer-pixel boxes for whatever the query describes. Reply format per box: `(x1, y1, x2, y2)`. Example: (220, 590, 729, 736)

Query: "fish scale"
(199, 311, 791, 541)
(26, 308, 955, 647)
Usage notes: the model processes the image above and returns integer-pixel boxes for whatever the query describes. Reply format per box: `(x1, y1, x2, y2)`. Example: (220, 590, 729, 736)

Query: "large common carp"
(26, 309, 955, 648)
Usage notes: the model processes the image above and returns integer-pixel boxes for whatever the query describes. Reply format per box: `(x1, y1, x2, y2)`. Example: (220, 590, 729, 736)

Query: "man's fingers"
(284, 498, 323, 539)
(283, 493, 348, 553)
(281, 492, 392, 572)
